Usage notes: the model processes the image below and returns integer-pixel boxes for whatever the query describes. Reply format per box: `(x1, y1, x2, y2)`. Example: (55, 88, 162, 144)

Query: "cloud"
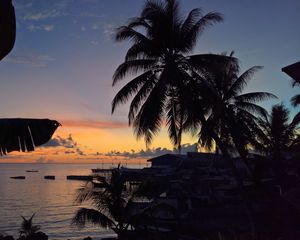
(24, 9, 61, 21)
(91, 40, 99, 45)
(35, 156, 54, 163)
(91, 23, 99, 30)
(42, 134, 77, 148)
(4, 54, 55, 67)
(61, 119, 127, 129)
(105, 143, 198, 159)
(102, 23, 115, 40)
(27, 24, 54, 32)
(81, 26, 86, 31)
(41, 134, 86, 156)
(43, 25, 55, 31)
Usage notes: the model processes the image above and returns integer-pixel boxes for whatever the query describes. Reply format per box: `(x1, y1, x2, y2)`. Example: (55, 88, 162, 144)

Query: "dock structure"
(66, 175, 93, 181)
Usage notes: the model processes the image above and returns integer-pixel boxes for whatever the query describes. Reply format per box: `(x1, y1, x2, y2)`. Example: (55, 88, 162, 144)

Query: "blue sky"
(0, 0, 299, 162)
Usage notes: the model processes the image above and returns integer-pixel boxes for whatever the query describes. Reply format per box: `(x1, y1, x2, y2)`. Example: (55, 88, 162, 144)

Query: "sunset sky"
(0, 0, 299, 163)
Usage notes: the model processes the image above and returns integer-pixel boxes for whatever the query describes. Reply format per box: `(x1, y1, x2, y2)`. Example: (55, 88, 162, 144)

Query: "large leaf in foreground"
(0, 118, 60, 155)
(0, 0, 16, 61)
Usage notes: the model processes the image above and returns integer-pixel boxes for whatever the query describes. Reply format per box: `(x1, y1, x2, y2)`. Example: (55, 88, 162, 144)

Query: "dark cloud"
(41, 134, 86, 156)
(105, 143, 198, 159)
(42, 134, 77, 148)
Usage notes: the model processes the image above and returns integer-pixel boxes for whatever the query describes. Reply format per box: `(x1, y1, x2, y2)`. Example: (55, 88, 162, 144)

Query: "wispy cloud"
(61, 119, 127, 129)
(24, 9, 61, 21)
(4, 53, 55, 67)
(91, 40, 99, 45)
(27, 24, 54, 32)
(36, 156, 54, 163)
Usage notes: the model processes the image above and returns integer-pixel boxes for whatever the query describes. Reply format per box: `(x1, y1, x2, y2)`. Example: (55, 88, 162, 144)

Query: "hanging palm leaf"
(0, 0, 16, 61)
(0, 118, 60, 155)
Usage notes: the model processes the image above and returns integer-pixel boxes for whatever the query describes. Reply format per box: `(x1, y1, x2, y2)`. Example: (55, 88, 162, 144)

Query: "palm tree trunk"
(202, 123, 244, 188)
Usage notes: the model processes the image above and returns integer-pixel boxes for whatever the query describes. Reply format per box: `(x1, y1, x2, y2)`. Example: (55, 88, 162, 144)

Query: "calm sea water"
(0, 163, 145, 240)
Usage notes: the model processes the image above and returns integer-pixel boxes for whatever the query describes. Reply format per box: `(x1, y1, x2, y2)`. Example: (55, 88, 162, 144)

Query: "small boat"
(10, 176, 25, 179)
(26, 170, 39, 172)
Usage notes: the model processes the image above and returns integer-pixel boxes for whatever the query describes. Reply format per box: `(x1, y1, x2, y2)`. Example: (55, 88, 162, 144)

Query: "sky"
(0, 0, 299, 163)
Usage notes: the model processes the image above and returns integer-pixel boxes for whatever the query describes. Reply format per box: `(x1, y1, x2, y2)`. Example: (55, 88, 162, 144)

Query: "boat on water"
(44, 175, 55, 180)
(10, 176, 25, 179)
(26, 170, 39, 172)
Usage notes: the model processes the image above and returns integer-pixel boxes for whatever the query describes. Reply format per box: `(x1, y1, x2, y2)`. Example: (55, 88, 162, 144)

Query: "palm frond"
(0, 119, 60, 155)
(183, 12, 223, 52)
(72, 208, 115, 228)
(234, 102, 268, 118)
(112, 71, 153, 113)
(125, 42, 157, 61)
(291, 94, 300, 107)
(188, 53, 238, 74)
(133, 76, 167, 146)
(115, 26, 150, 44)
(0, 0, 16, 61)
(113, 59, 156, 85)
(226, 66, 263, 97)
(234, 92, 277, 103)
(128, 74, 157, 124)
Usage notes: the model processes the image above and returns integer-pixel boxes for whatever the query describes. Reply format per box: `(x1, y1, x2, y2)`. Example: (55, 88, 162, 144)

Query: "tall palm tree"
(112, 0, 233, 150)
(181, 53, 275, 182)
(255, 104, 300, 182)
(0, 1, 60, 154)
(72, 167, 140, 239)
(196, 54, 275, 160)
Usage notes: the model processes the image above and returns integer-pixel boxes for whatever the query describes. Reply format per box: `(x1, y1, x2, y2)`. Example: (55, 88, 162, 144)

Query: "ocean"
(0, 163, 145, 240)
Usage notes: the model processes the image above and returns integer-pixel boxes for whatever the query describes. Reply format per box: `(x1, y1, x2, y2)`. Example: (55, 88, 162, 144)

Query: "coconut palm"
(180, 53, 275, 182)
(196, 54, 275, 161)
(255, 104, 300, 182)
(112, 0, 234, 150)
(19, 214, 40, 240)
(72, 167, 142, 239)
(0, 1, 60, 154)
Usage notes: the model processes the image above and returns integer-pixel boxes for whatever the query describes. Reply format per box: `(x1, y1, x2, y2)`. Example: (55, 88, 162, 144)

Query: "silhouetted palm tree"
(178, 53, 274, 183)
(195, 54, 275, 170)
(112, 0, 232, 150)
(255, 104, 300, 182)
(0, 1, 60, 154)
(72, 167, 140, 239)
(19, 214, 40, 240)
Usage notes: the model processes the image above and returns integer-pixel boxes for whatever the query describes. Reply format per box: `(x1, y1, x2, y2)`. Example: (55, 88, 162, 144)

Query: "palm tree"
(193, 53, 276, 174)
(0, 1, 60, 154)
(255, 104, 300, 182)
(72, 167, 141, 239)
(112, 0, 233, 150)
(19, 214, 41, 240)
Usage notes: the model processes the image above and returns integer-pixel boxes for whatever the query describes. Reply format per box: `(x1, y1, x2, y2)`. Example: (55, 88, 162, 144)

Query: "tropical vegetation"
(111, 0, 234, 151)
(72, 167, 144, 239)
